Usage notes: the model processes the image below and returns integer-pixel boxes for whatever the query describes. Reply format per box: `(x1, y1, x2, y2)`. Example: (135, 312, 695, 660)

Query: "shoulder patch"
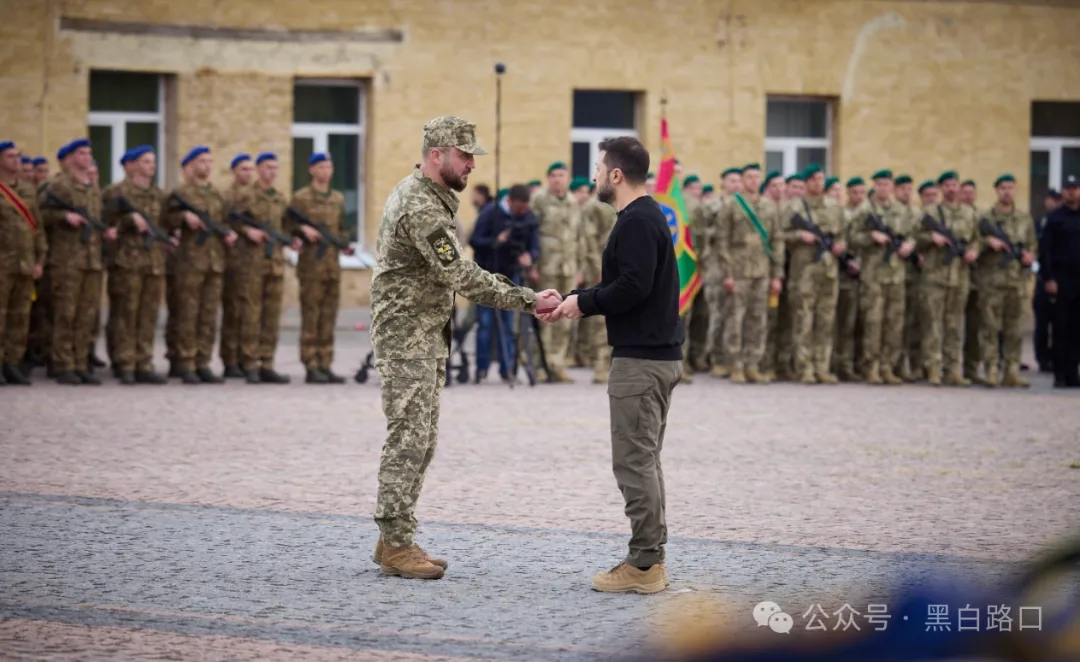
(425, 227, 459, 266)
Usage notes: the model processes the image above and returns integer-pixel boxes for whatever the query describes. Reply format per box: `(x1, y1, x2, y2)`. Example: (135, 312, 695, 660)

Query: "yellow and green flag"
(653, 117, 702, 316)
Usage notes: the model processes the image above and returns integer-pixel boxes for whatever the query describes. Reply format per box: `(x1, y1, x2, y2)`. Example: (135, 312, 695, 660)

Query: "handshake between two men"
(530, 290, 584, 322)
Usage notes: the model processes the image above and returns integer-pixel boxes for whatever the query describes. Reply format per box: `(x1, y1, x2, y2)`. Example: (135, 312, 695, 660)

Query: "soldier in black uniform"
(1040, 176, 1080, 388)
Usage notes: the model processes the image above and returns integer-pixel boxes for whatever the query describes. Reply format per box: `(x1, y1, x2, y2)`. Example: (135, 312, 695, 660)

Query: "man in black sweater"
(540, 136, 684, 594)
(1040, 175, 1080, 388)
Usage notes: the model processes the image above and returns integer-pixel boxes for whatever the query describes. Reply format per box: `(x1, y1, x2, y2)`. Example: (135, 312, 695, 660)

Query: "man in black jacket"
(541, 136, 684, 594)
(1040, 175, 1080, 387)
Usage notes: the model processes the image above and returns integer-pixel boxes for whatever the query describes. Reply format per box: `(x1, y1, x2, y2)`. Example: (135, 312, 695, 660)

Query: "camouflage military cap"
(422, 116, 488, 155)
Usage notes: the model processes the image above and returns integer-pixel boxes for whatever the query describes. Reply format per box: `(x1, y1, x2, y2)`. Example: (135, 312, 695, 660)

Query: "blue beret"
(56, 143, 70, 160)
(32, 156, 46, 166)
(181, 146, 211, 167)
(66, 138, 91, 154)
(230, 153, 251, 169)
(20, 155, 31, 164)
(255, 152, 276, 165)
(123, 145, 153, 164)
(308, 152, 330, 166)
(119, 149, 133, 165)
(0, 141, 14, 153)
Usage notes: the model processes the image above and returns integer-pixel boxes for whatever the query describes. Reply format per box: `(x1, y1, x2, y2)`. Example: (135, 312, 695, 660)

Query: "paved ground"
(1, 308, 1078, 660)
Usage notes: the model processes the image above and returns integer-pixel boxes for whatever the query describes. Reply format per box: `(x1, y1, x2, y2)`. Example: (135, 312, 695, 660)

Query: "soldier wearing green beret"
(973, 173, 1036, 387)
(825, 177, 841, 203)
(784, 173, 806, 203)
(958, 178, 983, 382)
(915, 171, 981, 386)
(701, 183, 715, 202)
(892, 174, 923, 381)
(757, 170, 787, 379)
(527, 179, 543, 201)
(834, 176, 868, 381)
(576, 183, 617, 383)
(569, 175, 596, 371)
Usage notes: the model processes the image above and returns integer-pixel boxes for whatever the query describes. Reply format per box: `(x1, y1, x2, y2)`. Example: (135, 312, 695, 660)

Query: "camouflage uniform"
(974, 205, 1036, 385)
(0, 178, 46, 375)
(163, 182, 228, 374)
(285, 185, 345, 373)
(101, 179, 166, 376)
(899, 201, 923, 379)
(850, 199, 910, 383)
(833, 203, 865, 379)
(219, 181, 249, 371)
(532, 188, 580, 379)
(714, 193, 785, 378)
(26, 181, 54, 365)
(784, 195, 844, 382)
(228, 185, 288, 375)
(39, 173, 105, 376)
(370, 124, 536, 551)
(915, 203, 979, 384)
(694, 196, 727, 373)
(579, 196, 617, 381)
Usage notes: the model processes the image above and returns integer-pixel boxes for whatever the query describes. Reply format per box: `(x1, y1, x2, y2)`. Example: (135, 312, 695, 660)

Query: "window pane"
(294, 84, 361, 124)
(767, 99, 828, 138)
(89, 71, 159, 113)
(1031, 102, 1080, 138)
(89, 125, 112, 187)
(765, 150, 784, 175)
(796, 147, 827, 173)
(292, 137, 315, 193)
(573, 90, 636, 129)
(328, 133, 360, 242)
(1030, 150, 1050, 219)
(572, 141, 592, 179)
(1064, 147, 1080, 185)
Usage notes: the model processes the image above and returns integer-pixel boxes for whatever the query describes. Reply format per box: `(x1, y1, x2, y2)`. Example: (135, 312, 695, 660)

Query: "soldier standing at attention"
(19, 156, 34, 183)
(229, 152, 297, 384)
(960, 179, 982, 382)
(102, 150, 136, 378)
(701, 184, 715, 203)
(580, 183, 617, 384)
(915, 171, 980, 386)
(164, 146, 238, 384)
(39, 138, 115, 385)
(700, 166, 744, 379)
(102, 145, 171, 385)
(714, 163, 784, 383)
(369, 116, 558, 580)
(785, 164, 845, 384)
(570, 177, 593, 368)
(220, 153, 255, 378)
(785, 173, 806, 203)
(287, 152, 354, 384)
(851, 170, 914, 385)
(893, 174, 922, 381)
(31, 157, 49, 188)
(0, 141, 47, 385)
(759, 171, 786, 380)
(825, 177, 842, 204)
(680, 174, 709, 375)
(834, 176, 867, 381)
(531, 161, 580, 382)
(975, 174, 1036, 387)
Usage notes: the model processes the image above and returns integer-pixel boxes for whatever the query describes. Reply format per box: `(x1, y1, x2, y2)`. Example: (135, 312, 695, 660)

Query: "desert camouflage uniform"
(694, 195, 727, 374)
(963, 201, 982, 381)
(579, 196, 617, 381)
(531, 187, 579, 379)
(833, 201, 865, 379)
(0, 178, 46, 372)
(898, 201, 923, 380)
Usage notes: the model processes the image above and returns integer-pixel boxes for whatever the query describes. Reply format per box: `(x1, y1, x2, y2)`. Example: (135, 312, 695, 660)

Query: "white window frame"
(87, 76, 166, 187)
(1029, 137, 1080, 189)
(764, 98, 833, 176)
(290, 79, 372, 268)
(570, 127, 639, 177)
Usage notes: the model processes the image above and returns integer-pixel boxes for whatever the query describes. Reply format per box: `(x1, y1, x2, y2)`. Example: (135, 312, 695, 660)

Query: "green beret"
(937, 170, 958, 185)
(569, 176, 590, 191)
(683, 174, 701, 186)
(496, 187, 510, 200)
(961, 179, 976, 188)
(588, 181, 596, 192)
(802, 163, 823, 178)
(647, 172, 656, 179)
(763, 170, 782, 185)
(759, 181, 768, 194)
(871, 169, 893, 181)
(742, 162, 761, 172)
(845, 177, 865, 188)
(894, 174, 913, 186)
(994, 173, 1015, 188)
(546, 161, 568, 175)
(918, 180, 936, 193)
(785, 173, 805, 183)
(824, 177, 839, 190)
(721, 167, 743, 178)
(702, 184, 714, 194)
(527, 179, 542, 187)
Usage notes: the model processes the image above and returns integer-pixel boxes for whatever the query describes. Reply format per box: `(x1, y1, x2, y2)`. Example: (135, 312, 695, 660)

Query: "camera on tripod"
(497, 215, 538, 263)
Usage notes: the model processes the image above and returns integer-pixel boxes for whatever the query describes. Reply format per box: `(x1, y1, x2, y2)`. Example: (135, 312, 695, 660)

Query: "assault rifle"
(229, 211, 295, 259)
(978, 217, 1026, 269)
(920, 212, 968, 265)
(113, 196, 175, 250)
(285, 206, 351, 260)
(43, 192, 109, 243)
(167, 193, 234, 246)
(864, 212, 921, 271)
(790, 212, 861, 279)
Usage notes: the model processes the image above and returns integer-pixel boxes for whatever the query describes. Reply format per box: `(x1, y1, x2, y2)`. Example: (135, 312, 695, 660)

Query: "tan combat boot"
(838, 368, 859, 383)
(816, 372, 839, 384)
(943, 370, 970, 386)
(926, 366, 942, 386)
(373, 537, 448, 570)
(1002, 363, 1030, 388)
(984, 363, 1000, 388)
(799, 369, 817, 384)
(592, 369, 608, 385)
(865, 362, 883, 385)
(709, 364, 730, 379)
(591, 561, 669, 594)
(729, 365, 746, 383)
(552, 367, 575, 383)
(745, 366, 771, 384)
(379, 542, 445, 579)
(881, 366, 903, 385)
(897, 364, 913, 382)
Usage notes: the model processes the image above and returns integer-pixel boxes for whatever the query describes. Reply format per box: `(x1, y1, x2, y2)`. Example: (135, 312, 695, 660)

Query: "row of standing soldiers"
(0, 137, 356, 387)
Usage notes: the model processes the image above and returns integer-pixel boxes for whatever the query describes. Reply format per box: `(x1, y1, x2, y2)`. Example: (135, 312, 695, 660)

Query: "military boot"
(680, 369, 694, 384)
(196, 367, 224, 384)
(591, 561, 669, 594)
(1002, 363, 1030, 388)
(223, 364, 244, 379)
(865, 362, 883, 385)
(168, 362, 183, 378)
(322, 367, 347, 384)
(260, 368, 290, 384)
(897, 364, 913, 382)
(815, 372, 839, 384)
(373, 537, 447, 570)
(745, 366, 771, 384)
(55, 371, 81, 385)
(592, 369, 608, 385)
(75, 370, 102, 385)
(729, 365, 747, 384)
(177, 369, 201, 385)
(3, 364, 31, 385)
(551, 367, 575, 384)
(379, 543, 445, 579)
(118, 371, 137, 385)
(799, 369, 817, 384)
(881, 366, 903, 385)
(244, 369, 262, 384)
(984, 363, 1001, 388)
(709, 364, 730, 379)
(943, 370, 970, 387)
(135, 370, 167, 384)
(838, 367, 860, 383)
(926, 366, 942, 386)
(306, 368, 329, 384)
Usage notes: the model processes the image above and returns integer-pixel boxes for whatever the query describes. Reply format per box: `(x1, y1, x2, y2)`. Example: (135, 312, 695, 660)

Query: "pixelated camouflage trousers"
(175, 268, 223, 371)
(859, 280, 905, 369)
(901, 274, 921, 374)
(790, 274, 839, 376)
(920, 282, 968, 375)
(833, 281, 859, 374)
(964, 287, 981, 376)
(722, 278, 770, 370)
(238, 268, 284, 371)
(374, 358, 446, 548)
(27, 266, 52, 359)
(50, 268, 103, 372)
(220, 266, 242, 367)
(299, 276, 340, 369)
(109, 269, 163, 372)
(704, 279, 727, 367)
(979, 284, 1024, 368)
(0, 271, 33, 365)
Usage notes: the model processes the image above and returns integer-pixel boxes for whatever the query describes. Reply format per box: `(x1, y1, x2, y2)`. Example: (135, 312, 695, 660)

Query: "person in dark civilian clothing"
(1033, 189, 1061, 372)
(1040, 176, 1080, 388)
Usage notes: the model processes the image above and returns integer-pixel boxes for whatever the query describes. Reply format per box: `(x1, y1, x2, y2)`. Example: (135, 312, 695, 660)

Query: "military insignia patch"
(426, 228, 459, 265)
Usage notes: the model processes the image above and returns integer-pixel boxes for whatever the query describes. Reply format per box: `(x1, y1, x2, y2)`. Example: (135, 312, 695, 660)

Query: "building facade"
(3, 0, 1078, 305)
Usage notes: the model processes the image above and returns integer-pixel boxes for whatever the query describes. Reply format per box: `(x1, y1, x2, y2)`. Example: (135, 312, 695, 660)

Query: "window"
(1030, 101, 1080, 216)
(570, 90, 640, 180)
(764, 97, 833, 176)
(292, 80, 366, 247)
(88, 71, 166, 188)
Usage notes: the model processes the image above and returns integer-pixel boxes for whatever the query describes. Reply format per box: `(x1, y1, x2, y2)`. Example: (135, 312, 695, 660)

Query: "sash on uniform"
(733, 192, 775, 264)
(0, 180, 35, 230)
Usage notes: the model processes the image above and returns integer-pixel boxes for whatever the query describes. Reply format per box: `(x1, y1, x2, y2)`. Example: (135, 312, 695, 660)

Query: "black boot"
(196, 367, 224, 384)
(259, 368, 290, 384)
(135, 370, 167, 384)
(55, 371, 81, 385)
(322, 367, 346, 384)
(223, 364, 245, 379)
(88, 351, 106, 369)
(112, 364, 123, 379)
(75, 370, 102, 385)
(306, 368, 329, 384)
(244, 368, 262, 384)
(177, 369, 201, 385)
(168, 362, 184, 378)
(474, 369, 487, 384)
(4, 364, 32, 386)
(118, 371, 136, 385)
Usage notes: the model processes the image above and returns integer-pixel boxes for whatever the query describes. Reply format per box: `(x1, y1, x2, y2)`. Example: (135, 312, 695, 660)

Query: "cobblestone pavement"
(1, 309, 1078, 660)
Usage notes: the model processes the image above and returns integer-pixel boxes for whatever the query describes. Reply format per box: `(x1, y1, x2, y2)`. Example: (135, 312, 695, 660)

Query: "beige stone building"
(3, 0, 1079, 305)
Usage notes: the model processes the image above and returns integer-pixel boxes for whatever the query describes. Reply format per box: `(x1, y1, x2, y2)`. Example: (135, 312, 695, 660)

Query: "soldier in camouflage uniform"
(849, 170, 915, 385)
(0, 141, 47, 385)
(772, 173, 807, 380)
(960, 179, 982, 382)
(369, 116, 556, 580)
(163, 146, 238, 384)
(892, 175, 921, 380)
(680, 174, 709, 374)
(974, 174, 1036, 387)
(825, 176, 842, 204)
(713, 164, 785, 383)
(758, 170, 785, 379)
(580, 182, 617, 384)
(531, 161, 580, 382)
(784, 164, 845, 384)
(287, 152, 355, 383)
(570, 177, 593, 368)
(696, 166, 744, 379)
(220, 153, 255, 378)
(101, 145, 171, 385)
(834, 177, 867, 381)
(915, 171, 980, 386)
